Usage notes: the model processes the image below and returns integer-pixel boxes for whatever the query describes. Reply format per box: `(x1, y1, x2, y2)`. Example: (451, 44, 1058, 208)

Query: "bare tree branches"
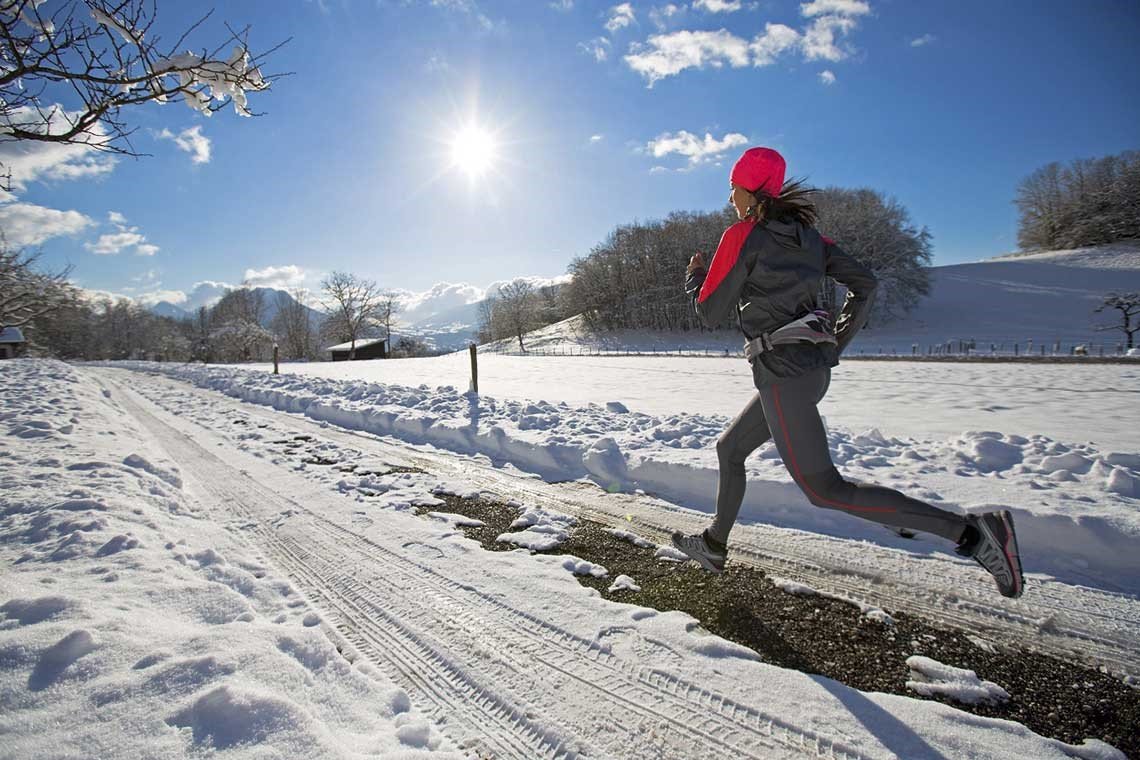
(0, 238, 75, 328)
(814, 187, 933, 326)
(1016, 151, 1140, 251)
(1094, 292, 1140, 350)
(0, 0, 287, 184)
(319, 271, 383, 359)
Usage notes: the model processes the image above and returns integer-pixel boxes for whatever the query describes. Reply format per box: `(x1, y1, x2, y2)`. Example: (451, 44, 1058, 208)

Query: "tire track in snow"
(96, 368, 1140, 679)
(101, 370, 867, 759)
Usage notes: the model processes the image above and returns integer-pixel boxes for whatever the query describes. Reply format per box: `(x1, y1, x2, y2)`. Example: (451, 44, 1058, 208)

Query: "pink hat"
(730, 147, 786, 197)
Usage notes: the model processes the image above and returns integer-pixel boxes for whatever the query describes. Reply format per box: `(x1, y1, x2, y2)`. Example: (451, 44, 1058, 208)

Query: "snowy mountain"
(395, 276, 570, 351)
(147, 287, 324, 328)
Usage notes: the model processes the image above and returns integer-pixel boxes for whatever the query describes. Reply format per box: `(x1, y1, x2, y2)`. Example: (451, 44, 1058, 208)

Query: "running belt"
(743, 309, 837, 363)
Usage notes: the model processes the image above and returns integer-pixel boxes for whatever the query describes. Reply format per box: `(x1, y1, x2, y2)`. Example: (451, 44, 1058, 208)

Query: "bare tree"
(378, 290, 401, 348)
(0, 0, 286, 186)
(319, 271, 383, 359)
(495, 280, 538, 352)
(1095, 292, 1140, 350)
(210, 285, 272, 362)
(272, 288, 314, 360)
(814, 187, 932, 326)
(1015, 151, 1140, 251)
(0, 238, 74, 328)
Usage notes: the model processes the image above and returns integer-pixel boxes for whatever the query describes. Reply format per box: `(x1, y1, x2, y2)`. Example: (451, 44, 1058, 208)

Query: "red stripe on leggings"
(772, 383, 894, 513)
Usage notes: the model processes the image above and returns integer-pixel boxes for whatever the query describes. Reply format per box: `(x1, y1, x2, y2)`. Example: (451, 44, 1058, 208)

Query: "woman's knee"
(799, 467, 847, 507)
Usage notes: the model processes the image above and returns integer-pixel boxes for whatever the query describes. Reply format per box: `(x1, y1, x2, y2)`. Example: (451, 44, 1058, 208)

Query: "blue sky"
(5, 0, 1139, 310)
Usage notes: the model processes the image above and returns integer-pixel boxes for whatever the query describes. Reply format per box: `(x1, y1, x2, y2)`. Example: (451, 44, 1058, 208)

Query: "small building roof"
(325, 337, 386, 353)
(0, 326, 26, 343)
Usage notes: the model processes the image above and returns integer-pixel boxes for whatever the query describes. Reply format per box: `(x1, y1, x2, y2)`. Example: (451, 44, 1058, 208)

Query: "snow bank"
(103, 361, 1140, 594)
(0, 360, 460, 759)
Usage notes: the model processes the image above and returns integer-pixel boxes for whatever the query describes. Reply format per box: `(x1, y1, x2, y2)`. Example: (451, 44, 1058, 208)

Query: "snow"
(2, 358, 1133, 758)
(0, 360, 458, 758)
(608, 574, 642, 592)
(109, 357, 1140, 595)
(906, 656, 1010, 705)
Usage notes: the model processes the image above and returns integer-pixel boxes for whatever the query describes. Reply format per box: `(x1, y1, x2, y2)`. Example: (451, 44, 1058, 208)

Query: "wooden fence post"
(469, 343, 478, 394)
(273, 343, 279, 375)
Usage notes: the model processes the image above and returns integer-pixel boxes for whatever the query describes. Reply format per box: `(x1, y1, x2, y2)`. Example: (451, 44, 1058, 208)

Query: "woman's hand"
(687, 251, 707, 275)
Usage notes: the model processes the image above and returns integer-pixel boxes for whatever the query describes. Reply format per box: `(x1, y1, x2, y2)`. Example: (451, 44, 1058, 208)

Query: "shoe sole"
(978, 510, 1024, 598)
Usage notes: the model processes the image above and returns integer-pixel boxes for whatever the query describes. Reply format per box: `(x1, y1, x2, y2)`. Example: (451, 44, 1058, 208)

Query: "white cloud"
(624, 0, 872, 83)
(625, 29, 751, 85)
(136, 289, 189, 307)
(427, 0, 502, 33)
(243, 264, 307, 290)
(605, 3, 636, 33)
(0, 106, 117, 193)
(800, 14, 857, 61)
(184, 280, 233, 311)
(157, 125, 211, 164)
(86, 231, 145, 255)
(579, 36, 612, 62)
(0, 202, 93, 247)
(799, 0, 870, 17)
(819, 69, 836, 85)
(646, 130, 748, 166)
(83, 212, 159, 256)
(549, 0, 574, 10)
(649, 165, 669, 174)
(693, 0, 742, 12)
(751, 23, 800, 65)
(590, 134, 604, 143)
(910, 33, 935, 47)
(649, 4, 685, 31)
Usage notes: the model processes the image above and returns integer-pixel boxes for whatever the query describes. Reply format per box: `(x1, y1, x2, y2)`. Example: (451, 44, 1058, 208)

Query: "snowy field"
(245, 353, 1140, 451)
(2, 358, 1134, 759)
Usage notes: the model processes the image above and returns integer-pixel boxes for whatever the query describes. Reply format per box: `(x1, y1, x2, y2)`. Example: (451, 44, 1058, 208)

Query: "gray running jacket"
(684, 217, 878, 386)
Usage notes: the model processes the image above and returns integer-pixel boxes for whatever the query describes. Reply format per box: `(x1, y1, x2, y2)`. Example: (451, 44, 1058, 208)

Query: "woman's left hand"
(687, 251, 707, 275)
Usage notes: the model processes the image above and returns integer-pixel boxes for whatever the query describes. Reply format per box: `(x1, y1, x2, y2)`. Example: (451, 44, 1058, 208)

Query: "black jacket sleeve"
(824, 239, 878, 354)
(684, 221, 756, 330)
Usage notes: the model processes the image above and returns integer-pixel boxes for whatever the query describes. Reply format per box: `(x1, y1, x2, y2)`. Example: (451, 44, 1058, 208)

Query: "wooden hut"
(326, 337, 387, 361)
(0, 326, 26, 359)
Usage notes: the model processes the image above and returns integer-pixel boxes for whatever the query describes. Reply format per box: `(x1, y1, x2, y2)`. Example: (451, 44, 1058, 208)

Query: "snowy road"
(94, 367, 1140, 685)
(37, 363, 1126, 758)
(93, 370, 869, 759)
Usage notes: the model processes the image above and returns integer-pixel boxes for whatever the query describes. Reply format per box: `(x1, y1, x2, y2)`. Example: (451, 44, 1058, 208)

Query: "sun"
(450, 124, 498, 179)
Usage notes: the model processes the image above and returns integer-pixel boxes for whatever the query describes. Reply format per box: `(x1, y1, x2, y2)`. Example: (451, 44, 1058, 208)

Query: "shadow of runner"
(812, 673, 947, 760)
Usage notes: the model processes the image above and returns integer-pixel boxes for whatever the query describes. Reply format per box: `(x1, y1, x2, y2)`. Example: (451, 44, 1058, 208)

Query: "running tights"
(708, 367, 968, 545)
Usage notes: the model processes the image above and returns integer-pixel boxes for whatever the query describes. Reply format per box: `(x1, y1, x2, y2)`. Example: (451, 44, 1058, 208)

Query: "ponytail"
(752, 178, 818, 227)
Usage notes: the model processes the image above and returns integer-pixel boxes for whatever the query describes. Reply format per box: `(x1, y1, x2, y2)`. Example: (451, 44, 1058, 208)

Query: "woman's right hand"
(687, 251, 707, 275)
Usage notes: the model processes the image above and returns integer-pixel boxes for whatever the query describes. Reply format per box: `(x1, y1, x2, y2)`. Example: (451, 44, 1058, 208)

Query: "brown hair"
(748, 178, 818, 227)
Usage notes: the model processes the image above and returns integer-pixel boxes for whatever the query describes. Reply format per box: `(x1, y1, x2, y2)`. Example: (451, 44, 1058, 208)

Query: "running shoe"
(957, 510, 1025, 599)
(671, 530, 727, 574)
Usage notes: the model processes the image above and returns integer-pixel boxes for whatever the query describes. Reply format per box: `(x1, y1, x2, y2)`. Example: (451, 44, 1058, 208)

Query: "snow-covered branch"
(0, 0, 286, 183)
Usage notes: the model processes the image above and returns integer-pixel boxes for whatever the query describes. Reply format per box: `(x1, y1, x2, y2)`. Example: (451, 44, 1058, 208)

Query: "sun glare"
(451, 125, 497, 179)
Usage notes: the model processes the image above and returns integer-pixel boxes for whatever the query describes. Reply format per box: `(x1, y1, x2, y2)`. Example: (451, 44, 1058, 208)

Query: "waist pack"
(743, 309, 837, 363)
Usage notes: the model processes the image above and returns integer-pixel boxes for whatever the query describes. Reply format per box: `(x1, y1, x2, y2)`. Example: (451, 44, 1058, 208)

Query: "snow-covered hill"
(482, 241, 1140, 355)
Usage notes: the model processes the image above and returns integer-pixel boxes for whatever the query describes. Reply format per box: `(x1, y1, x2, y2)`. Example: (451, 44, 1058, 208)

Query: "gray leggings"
(708, 367, 968, 545)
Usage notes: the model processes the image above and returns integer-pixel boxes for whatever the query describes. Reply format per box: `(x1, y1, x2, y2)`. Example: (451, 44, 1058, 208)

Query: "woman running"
(670, 146, 1025, 599)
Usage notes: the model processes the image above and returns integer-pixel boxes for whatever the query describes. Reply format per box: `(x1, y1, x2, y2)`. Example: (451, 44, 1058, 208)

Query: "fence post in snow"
(469, 343, 478, 394)
(273, 343, 279, 375)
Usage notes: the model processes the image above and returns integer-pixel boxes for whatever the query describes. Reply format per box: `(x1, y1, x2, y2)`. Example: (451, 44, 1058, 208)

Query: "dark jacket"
(684, 216, 878, 387)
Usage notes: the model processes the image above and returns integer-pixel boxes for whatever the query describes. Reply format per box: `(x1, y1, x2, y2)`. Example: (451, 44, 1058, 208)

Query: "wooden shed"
(326, 337, 387, 361)
(0, 326, 26, 359)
